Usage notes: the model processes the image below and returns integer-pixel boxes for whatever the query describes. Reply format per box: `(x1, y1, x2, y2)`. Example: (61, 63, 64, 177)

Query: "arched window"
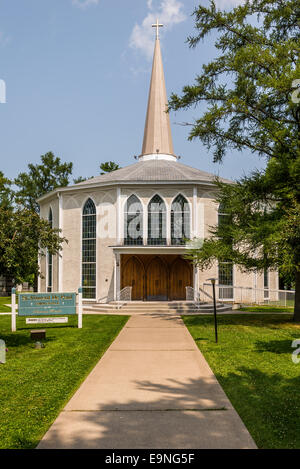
(124, 195, 143, 245)
(171, 194, 190, 245)
(82, 198, 96, 299)
(218, 202, 228, 226)
(148, 195, 166, 245)
(47, 208, 53, 292)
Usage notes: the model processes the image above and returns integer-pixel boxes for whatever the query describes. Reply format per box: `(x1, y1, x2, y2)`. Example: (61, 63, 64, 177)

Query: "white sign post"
(78, 287, 83, 329)
(11, 288, 16, 332)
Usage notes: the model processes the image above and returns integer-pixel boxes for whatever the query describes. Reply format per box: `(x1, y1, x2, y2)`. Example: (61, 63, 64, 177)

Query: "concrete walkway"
(38, 313, 256, 449)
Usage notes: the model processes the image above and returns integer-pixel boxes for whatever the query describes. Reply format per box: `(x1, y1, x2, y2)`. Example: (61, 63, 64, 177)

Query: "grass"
(183, 313, 300, 449)
(0, 296, 12, 312)
(0, 314, 129, 449)
(239, 305, 293, 313)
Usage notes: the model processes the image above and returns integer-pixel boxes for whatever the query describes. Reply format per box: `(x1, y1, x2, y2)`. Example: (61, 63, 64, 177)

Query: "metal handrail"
(116, 286, 132, 309)
(201, 283, 295, 306)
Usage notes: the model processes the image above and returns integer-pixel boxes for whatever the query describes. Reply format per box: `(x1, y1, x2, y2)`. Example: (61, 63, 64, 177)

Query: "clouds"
(129, 0, 186, 60)
(72, 0, 100, 8)
(214, 0, 246, 8)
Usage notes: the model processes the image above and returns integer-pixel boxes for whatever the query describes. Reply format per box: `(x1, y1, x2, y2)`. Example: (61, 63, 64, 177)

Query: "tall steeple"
(139, 20, 177, 161)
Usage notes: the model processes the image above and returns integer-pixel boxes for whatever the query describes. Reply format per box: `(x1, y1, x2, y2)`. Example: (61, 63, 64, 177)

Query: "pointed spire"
(140, 21, 176, 161)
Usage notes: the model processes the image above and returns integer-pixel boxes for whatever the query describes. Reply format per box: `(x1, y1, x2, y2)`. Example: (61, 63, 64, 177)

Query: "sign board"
(26, 317, 69, 324)
(18, 293, 76, 316)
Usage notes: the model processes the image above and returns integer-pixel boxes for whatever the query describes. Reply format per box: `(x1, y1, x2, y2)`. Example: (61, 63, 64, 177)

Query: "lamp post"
(207, 278, 218, 343)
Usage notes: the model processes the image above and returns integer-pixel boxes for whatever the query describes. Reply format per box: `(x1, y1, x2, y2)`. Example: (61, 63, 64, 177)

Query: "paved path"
(38, 313, 256, 449)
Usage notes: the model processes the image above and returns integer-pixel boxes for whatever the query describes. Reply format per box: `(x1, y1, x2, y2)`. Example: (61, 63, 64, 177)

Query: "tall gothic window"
(171, 194, 190, 245)
(218, 202, 233, 299)
(218, 261, 233, 299)
(148, 195, 166, 245)
(218, 202, 228, 227)
(47, 208, 53, 293)
(82, 198, 96, 299)
(264, 268, 269, 299)
(124, 195, 143, 245)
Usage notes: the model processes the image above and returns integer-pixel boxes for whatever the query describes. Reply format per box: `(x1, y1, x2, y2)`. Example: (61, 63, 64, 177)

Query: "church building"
(38, 23, 278, 304)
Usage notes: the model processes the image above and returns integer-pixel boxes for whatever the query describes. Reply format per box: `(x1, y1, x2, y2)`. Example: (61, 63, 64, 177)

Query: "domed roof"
(74, 159, 232, 186)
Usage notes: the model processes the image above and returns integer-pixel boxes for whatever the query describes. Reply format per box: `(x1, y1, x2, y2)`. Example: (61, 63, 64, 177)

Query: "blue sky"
(0, 0, 266, 182)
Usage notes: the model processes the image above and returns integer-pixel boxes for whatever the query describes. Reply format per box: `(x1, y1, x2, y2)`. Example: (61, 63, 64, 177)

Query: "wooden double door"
(121, 254, 193, 301)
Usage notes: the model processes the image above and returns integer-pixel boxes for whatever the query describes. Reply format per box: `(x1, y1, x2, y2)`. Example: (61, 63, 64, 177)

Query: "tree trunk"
(293, 270, 300, 322)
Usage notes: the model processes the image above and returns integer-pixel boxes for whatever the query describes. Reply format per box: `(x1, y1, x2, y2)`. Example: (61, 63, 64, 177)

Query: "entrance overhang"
(110, 245, 187, 255)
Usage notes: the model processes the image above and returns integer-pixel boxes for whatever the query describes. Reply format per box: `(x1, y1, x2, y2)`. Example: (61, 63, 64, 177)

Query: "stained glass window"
(124, 195, 143, 245)
(82, 198, 96, 299)
(171, 194, 190, 245)
(148, 195, 166, 245)
(47, 208, 53, 293)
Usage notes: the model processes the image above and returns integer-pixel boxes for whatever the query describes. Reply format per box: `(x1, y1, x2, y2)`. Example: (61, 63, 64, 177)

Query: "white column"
(193, 265, 198, 301)
(114, 252, 121, 300)
(117, 187, 121, 244)
(193, 186, 198, 238)
(11, 288, 16, 332)
(37, 253, 41, 293)
(58, 193, 63, 292)
(143, 202, 148, 245)
(166, 204, 171, 245)
(78, 287, 83, 329)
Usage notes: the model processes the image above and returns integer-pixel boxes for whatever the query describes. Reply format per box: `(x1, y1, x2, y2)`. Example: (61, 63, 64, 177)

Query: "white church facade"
(38, 26, 278, 304)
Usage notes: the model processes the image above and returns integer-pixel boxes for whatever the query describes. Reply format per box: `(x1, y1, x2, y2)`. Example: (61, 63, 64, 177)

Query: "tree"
(0, 170, 66, 286)
(169, 0, 299, 163)
(0, 206, 67, 286)
(0, 171, 13, 210)
(14, 152, 73, 213)
(100, 161, 120, 174)
(169, 0, 300, 320)
(185, 174, 300, 321)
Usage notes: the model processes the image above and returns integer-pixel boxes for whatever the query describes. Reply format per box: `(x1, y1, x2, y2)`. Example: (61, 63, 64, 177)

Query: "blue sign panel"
(18, 293, 76, 316)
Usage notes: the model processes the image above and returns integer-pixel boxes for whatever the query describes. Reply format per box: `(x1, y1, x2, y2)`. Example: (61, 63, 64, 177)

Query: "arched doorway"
(121, 256, 144, 300)
(146, 257, 168, 301)
(170, 257, 192, 300)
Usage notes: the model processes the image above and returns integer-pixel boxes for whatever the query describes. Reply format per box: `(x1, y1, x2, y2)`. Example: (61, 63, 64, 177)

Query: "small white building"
(38, 31, 278, 304)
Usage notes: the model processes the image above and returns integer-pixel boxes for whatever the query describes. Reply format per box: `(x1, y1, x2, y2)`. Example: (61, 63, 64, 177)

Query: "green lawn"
(183, 314, 300, 449)
(0, 314, 129, 449)
(240, 305, 293, 313)
(0, 296, 12, 312)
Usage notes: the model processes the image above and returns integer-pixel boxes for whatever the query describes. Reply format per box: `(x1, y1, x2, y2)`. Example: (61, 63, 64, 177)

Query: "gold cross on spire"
(152, 18, 163, 39)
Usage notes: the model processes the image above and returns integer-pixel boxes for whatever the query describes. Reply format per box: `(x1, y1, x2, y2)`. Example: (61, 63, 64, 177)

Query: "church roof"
(74, 159, 232, 186)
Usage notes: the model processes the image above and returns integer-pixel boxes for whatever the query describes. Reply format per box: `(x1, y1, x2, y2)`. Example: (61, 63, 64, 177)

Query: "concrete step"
(83, 302, 232, 314)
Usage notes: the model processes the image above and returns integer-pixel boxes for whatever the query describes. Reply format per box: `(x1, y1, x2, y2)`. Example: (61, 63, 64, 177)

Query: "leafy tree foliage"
(169, 0, 300, 320)
(169, 0, 299, 163)
(0, 171, 13, 210)
(0, 206, 67, 285)
(14, 152, 73, 213)
(100, 161, 120, 174)
(1, 153, 71, 286)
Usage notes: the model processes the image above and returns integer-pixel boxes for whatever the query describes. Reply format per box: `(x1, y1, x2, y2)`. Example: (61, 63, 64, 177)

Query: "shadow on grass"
(0, 333, 56, 347)
(254, 337, 300, 354)
(183, 313, 295, 329)
(212, 366, 300, 448)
